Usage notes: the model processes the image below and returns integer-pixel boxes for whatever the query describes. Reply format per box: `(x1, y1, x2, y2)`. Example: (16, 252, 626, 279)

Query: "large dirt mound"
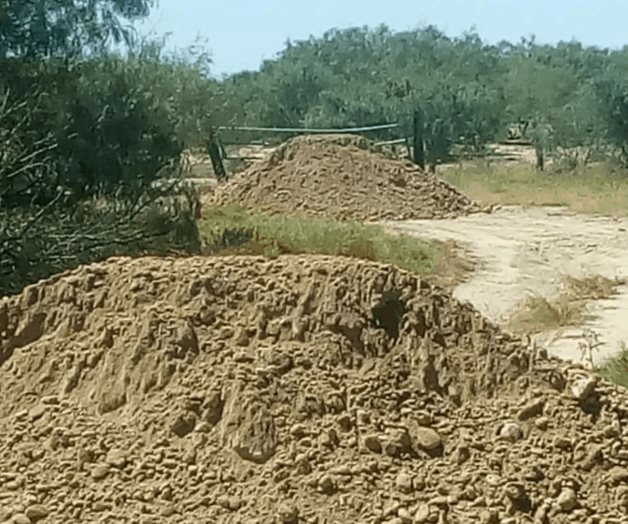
(1, 256, 627, 523)
(210, 134, 480, 221)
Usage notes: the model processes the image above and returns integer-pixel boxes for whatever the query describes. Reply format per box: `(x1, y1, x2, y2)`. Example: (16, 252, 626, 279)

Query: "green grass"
(442, 163, 628, 216)
(599, 345, 628, 389)
(198, 205, 472, 287)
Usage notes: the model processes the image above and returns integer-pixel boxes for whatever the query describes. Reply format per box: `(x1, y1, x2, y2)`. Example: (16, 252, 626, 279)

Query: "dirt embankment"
(209, 134, 481, 221)
(1, 256, 627, 523)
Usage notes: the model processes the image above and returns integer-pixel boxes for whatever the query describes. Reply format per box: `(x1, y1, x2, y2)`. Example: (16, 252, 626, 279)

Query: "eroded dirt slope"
(0, 256, 627, 523)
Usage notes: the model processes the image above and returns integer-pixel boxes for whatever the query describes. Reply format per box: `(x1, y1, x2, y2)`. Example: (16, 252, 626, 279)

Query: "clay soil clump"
(1, 255, 627, 523)
(210, 134, 480, 221)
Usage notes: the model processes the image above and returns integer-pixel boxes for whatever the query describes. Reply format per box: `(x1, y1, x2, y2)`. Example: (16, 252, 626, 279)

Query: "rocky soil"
(0, 255, 627, 523)
(209, 134, 480, 221)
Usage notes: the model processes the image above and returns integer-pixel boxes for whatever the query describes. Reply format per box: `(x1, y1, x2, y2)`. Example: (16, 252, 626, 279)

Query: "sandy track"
(386, 206, 628, 366)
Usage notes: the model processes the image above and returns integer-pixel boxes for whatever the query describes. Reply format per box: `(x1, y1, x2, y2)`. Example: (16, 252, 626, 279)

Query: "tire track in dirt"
(386, 206, 628, 366)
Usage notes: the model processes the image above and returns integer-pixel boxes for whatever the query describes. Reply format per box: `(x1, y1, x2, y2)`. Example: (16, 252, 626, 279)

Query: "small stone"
(290, 424, 308, 439)
(216, 495, 230, 509)
(499, 421, 523, 443)
(395, 471, 413, 494)
(41, 395, 59, 405)
(485, 474, 502, 487)
(195, 421, 211, 433)
(553, 436, 572, 451)
(11, 514, 31, 524)
(363, 434, 382, 453)
(337, 414, 352, 432)
(294, 453, 312, 475)
(228, 497, 242, 511)
(517, 398, 545, 421)
(28, 404, 48, 422)
(523, 466, 545, 482)
(183, 447, 197, 465)
(389, 428, 413, 451)
(397, 508, 413, 523)
(31, 449, 45, 461)
(411, 426, 443, 454)
(479, 510, 499, 524)
(413, 475, 426, 491)
(170, 412, 196, 437)
(557, 488, 578, 512)
(105, 448, 128, 468)
(413, 504, 430, 523)
(604, 424, 620, 439)
(610, 467, 628, 485)
(161, 505, 176, 517)
(318, 474, 336, 495)
(581, 445, 604, 471)
(571, 377, 597, 401)
(534, 417, 549, 431)
(453, 445, 470, 465)
(93, 502, 112, 512)
(25, 505, 48, 521)
(91, 464, 110, 480)
(278, 502, 299, 523)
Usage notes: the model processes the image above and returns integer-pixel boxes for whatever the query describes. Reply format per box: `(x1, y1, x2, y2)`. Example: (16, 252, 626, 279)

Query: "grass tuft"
(599, 344, 628, 389)
(508, 275, 623, 334)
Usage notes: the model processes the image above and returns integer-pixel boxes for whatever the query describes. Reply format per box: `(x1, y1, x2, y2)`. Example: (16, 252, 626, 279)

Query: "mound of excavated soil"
(210, 134, 480, 221)
(1, 256, 628, 523)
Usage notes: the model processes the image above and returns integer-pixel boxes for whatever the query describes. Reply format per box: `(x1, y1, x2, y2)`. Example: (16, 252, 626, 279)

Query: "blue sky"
(141, 0, 628, 76)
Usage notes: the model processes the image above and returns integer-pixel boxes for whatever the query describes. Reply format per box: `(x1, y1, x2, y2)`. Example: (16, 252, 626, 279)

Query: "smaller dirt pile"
(210, 134, 480, 221)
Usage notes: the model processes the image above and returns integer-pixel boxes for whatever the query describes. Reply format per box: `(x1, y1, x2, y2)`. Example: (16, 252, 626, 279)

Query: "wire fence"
(217, 123, 399, 134)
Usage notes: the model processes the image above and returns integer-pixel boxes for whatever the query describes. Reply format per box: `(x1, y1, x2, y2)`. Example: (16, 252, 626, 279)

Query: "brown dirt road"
(386, 206, 628, 367)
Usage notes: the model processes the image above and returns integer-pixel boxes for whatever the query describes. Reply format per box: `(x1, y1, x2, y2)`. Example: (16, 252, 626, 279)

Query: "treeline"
(3, 2, 628, 294)
(216, 26, 628, 171)
(0, 0, 211, 295)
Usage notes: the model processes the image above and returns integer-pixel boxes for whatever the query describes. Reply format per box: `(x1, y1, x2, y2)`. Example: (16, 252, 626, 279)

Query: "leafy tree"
(0, 0, 154, 57)
(0, 0, 207, 296)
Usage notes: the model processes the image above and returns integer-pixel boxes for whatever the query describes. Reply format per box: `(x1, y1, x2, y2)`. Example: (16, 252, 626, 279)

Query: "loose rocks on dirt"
(0, 255, 627, 523)
(210, 134, 480, 221)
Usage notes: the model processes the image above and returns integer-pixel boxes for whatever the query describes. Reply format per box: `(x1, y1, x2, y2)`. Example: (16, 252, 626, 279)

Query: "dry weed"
(442, 163, 628, 216)
(508, 275, 623, 334)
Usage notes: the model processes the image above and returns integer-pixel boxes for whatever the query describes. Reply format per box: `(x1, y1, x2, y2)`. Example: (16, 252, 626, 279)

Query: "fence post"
(412, 109, 425, 170)
(206, 130, 227, 180)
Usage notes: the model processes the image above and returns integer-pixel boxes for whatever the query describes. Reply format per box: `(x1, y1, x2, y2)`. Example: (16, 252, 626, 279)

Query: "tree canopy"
(0, 0, 154, 57)
(214, 26, 628, 168)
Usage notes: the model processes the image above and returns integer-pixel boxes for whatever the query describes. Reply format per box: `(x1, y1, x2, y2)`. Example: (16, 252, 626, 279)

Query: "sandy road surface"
(386, 206, 628, 366)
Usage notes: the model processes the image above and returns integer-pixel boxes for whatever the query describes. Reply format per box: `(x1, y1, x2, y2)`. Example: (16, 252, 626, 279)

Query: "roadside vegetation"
(198, 205, 472, 288)
(508, 275, 623, 334)
(443, 163, 628, 216)
(599, 347, 628, 389)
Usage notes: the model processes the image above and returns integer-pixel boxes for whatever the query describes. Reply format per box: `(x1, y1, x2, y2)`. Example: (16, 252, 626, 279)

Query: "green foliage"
(216, 27, 628, 168)
(599, 345, 628, 390)
(0, 1, 208, 296)
(0, 0, 154, 58)
(198, 205, 471, 287)
(55, 55, 183, 200)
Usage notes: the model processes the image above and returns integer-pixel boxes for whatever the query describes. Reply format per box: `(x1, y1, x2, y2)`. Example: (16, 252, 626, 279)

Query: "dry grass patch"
(442, 163, 628, 216)
(508, 275, 624, 334)
(198, 205, 473, 287)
